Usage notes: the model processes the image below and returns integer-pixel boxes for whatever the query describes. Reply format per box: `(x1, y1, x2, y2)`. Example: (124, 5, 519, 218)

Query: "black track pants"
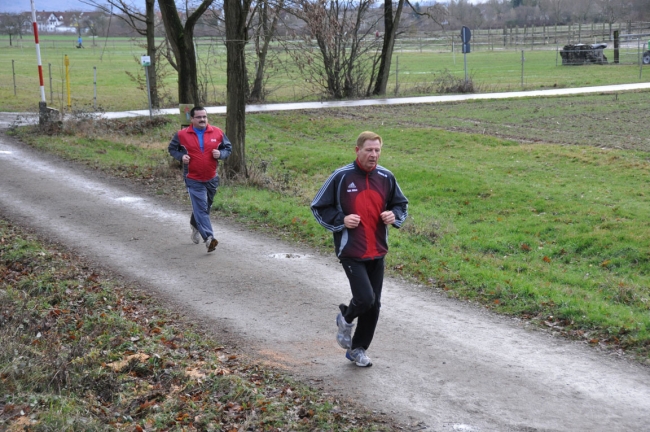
(339, 257, 385, 350)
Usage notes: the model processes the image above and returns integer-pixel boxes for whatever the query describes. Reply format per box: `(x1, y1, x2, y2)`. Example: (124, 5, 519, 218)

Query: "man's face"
(191, 110, 208, 129)
(355, 139, 382, 171)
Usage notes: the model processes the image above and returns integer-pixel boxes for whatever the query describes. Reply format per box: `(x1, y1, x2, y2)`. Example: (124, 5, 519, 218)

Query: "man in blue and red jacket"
(168, 106, 232, 252)
(311, 131, 408, 367)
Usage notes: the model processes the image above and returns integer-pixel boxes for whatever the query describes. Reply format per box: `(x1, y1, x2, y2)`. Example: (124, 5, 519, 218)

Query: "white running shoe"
(191, 226, 200, 244)
(346, 347, 372, 367)
(336, 312, 354, 349)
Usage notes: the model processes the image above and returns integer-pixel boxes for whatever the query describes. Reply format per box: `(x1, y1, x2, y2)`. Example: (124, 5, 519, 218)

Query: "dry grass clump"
(37, 114, 172, 138)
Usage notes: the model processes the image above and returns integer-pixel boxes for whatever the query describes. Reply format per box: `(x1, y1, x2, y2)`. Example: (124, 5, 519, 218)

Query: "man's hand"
(212, 149, 221, 159)
(182, 155, 190, 164)
(344, 214, 361, 229)
(380, 211, 395, 225)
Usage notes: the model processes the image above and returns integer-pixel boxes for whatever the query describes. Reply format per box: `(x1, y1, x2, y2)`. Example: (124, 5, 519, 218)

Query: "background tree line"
(444, 0, 650, 31)
(2, 0, 648, 177)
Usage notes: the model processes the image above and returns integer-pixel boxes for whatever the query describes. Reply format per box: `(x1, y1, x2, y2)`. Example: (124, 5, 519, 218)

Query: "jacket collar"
(187, 124, 212, 135)
(354, 158, 376, 174)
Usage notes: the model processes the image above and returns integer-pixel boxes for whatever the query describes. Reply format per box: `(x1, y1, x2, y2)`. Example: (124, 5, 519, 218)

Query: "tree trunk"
(145, 0, 159, 108)
(373, 0, 404, 96)
(177, 33, 200, 104)
(224, 0, 251, 178)
(159, 0, 212, 105)
(250, 0, 282, 102)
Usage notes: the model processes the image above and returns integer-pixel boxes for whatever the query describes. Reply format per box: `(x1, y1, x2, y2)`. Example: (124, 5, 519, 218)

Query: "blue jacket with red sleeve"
(311, 160, 408, 261)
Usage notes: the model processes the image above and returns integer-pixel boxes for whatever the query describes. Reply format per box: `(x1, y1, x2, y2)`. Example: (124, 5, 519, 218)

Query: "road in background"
(2, 82, 650, 125)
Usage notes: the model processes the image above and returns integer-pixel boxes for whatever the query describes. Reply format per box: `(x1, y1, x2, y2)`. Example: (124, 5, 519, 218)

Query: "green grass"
(10, 90, 650, 360)
(1, 34, 648, 112)
(0, 219, 395, 430)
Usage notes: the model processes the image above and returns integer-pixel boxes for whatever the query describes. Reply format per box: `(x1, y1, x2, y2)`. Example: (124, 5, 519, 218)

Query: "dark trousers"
(340, 257, 384, 350)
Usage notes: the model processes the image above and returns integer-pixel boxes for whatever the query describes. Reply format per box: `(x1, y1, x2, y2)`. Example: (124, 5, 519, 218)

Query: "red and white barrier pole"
(30, 0, 46, 103)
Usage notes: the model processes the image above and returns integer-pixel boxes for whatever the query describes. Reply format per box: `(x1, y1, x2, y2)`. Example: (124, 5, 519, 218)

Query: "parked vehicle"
(560, 43, 608, 65)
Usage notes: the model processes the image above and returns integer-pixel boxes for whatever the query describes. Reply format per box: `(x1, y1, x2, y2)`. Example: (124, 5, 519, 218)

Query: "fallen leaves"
(184, 367, 207, 380)
(106, 353, 150, 372)
(0, 204, 400, 432)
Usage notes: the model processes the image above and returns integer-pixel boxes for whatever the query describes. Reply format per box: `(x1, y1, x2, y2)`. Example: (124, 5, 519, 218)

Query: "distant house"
(35, 12, 64, 32)
(33, 11, 106, 34)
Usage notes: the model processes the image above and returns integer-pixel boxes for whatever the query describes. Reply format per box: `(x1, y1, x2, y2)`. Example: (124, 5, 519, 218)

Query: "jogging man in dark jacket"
(168, 106, 232, 252)
(311, 131, 408, 367)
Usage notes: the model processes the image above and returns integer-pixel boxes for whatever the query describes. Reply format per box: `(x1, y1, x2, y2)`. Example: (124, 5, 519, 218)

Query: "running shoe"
(336, 312, 354, 349)
(191, 225, 200, 244)
(205, 236, 218, 252)
(346, 347, 372, 367)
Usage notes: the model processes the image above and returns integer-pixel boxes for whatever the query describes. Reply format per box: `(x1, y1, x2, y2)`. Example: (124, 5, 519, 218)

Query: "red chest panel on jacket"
(178, 126, 223, 181)
(340, 171, 390, 260)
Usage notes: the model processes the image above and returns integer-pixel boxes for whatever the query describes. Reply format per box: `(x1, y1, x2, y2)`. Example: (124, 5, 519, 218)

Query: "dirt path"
(1, 131, 649, 431)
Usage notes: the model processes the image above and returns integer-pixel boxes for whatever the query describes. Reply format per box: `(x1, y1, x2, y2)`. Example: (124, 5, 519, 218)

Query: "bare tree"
(249, 0, 284, 101)
(511, 4, 540, 24)
(630, 0, 650, 20)
(0, 13, 29, 46)
(97, 14, 110, 39)
(206, 0, 284, 103)
(540, 0, 567, 24)
(572, 0, 596, 22)
(485, 0, 512, 24)
(223, 0, 254, 178)
(81, 0, 161, 108)
(158, 0, 214, 105)
(287, 0, 380, 99)
(372, 0, 405, 96)
(597, 0, 632, 38)
(448, 0, 469, 25)
(83, 13, 108, 46)
(371, 0, 446, 96)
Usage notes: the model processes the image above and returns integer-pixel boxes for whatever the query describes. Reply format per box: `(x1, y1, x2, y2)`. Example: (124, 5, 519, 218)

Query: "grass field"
(10, 89, 650, 362)
(1, 34, 649, 112)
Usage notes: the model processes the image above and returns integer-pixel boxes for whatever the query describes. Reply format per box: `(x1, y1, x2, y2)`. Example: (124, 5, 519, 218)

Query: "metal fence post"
(395, 55, 399, 96)
(12, 60, 17, 96)
(521, 50, 525, 87)
(93, 66, 97, 110)
(452, 37, 456, 64)
(144, 65, 152, 119)
(48, 63, 53, 104)
(65, 54, 71, 109)
(640, 38, 643, 79)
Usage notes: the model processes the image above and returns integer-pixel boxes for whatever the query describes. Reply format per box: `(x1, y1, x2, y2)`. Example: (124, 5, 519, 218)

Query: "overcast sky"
(3, 0, 482, 14)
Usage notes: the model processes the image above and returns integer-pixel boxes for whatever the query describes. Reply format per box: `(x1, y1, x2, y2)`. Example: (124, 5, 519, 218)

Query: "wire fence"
(391, 21, 650, 53)
(1, 21, 649, 112)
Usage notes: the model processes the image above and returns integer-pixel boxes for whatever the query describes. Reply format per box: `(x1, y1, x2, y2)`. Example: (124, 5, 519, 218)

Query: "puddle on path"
(269, 253, 310, 259)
